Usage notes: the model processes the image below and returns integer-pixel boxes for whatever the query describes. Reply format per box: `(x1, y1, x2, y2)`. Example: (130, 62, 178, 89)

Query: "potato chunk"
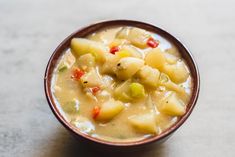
(101, 54, 119, 75)
(130, 83, 146, 98)
(109, 39, 129, 47)
(80, 69, 103, 87)
(159, 92, 186, 116)
(116, 27, 150, 48)
(114, 57, 144, 80)
(116, 27, 130, 39)
(136, 65, 160, 87)
(164, 52, 178, 64)
(77, 54, 95, 70)
(70, 38, 108, 62)
(128, 113, 158, 134)
(121, 45, 142, 58)
(145, 48, 166, 70)
(158, 73, 186, 96)
(163, 61, 189, 83)
(96, 99, 124, 121)
(114, 80, 132, 102)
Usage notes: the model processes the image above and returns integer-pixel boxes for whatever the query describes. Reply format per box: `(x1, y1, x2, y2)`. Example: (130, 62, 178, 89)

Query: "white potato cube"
(159, 92, 186, 116)
(80, 69, 103, 87)
(163, 61, 189, 83)
(114, 57, 144, 80)
(77, 53, 95, 69)
(128, 113, 158, 134)
(96, 99, 124, 121)
(137, 65, 160, 87)
(145, 48, 166, 70)
(116, 27, 150, 48)
(70, 38, 108, 62)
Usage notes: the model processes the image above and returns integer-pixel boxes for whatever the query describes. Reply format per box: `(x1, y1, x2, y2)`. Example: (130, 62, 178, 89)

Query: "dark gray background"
(0, 0, 234, 156)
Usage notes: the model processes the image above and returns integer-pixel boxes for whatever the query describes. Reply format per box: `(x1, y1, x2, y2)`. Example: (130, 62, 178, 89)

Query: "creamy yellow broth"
(52, 26, 192, 142)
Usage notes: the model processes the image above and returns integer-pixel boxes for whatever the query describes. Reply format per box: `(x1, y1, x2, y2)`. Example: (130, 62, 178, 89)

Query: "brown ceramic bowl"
(44, 20, 200, 151)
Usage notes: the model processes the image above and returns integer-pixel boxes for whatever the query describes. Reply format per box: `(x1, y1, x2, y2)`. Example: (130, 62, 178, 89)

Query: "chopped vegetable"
(116, 50, 131, 58)
(117, 27, 150, 48)
(159, 92, 186, 116)
(96, 99, 124, 121)
(70, 38, 108, 62)
(147, 37, 159, 48)
(80, 69, 103, 87)
(163, 62, 189, 83)
(58, 64, 68, 72)
(145, 48, 166, 70)
(136, 65, 160, 87)
(121, 45, 142, 58)
(164, 52, 178, 64)
(114, 81, 132, 102)
(128, 113, 158, 134)
(109, 46, 120, 54)
(114, 57, 144, 80)
(91, 86, 101, 95)
(109, 39, 128, 48)
(77, 53, 95, 69)
(101, 54, 119, 75)
(130, 83, 145, 98)
(92, 106, 101, 119)
(159, 73, 187, 95)
(71, 68, 85, 80)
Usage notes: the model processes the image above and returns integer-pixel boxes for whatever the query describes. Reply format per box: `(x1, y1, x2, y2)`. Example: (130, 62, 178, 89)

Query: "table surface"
(0, 0, 235, 156)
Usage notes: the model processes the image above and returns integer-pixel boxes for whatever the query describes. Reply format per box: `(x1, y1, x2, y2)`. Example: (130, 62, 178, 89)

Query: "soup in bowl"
(45, 20, 199, 148)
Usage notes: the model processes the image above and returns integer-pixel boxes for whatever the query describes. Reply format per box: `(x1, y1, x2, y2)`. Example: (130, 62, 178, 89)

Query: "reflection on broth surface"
(52, 26, 192, 142)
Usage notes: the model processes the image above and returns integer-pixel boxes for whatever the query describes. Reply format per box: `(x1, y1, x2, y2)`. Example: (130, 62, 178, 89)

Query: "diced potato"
(164, 52, 178, 64)
(121, 45, 142, 58)
(58, 64, 68, 72)
(136, 65, 160, 87)
(115, 50, 131, 58)
(165, 46, 181, 57)
(145, 48, 166, 70)
(128, 113, 158, 134)
(158, 73, 186, 95)
(101, 54, 120, 74)
(109, 39, 129, 47)
(163, 61, 189, 83)
(116, 27, 150, 49)
(77, 54, 95, 70)
(128, 28, 150, 48)
(130, 83, 145, 98)
(96, 99, 124, 121)
(155, 113, 175, 130)
(70, 38, 108, 62)
(116, 27, 130, 39)
(114, 57, 144, 80)
(114, 80, 132, 102)
(80, 69, 103, 87)
(102, 47, 142, 75)
(159, 92, 186, 116)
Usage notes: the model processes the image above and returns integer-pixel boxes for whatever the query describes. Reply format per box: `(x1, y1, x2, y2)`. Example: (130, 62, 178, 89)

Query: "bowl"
(44, 20, 200, 151)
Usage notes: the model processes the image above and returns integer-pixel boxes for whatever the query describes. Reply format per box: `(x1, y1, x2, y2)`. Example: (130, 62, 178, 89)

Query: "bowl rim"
(44, 19, 200, 147)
